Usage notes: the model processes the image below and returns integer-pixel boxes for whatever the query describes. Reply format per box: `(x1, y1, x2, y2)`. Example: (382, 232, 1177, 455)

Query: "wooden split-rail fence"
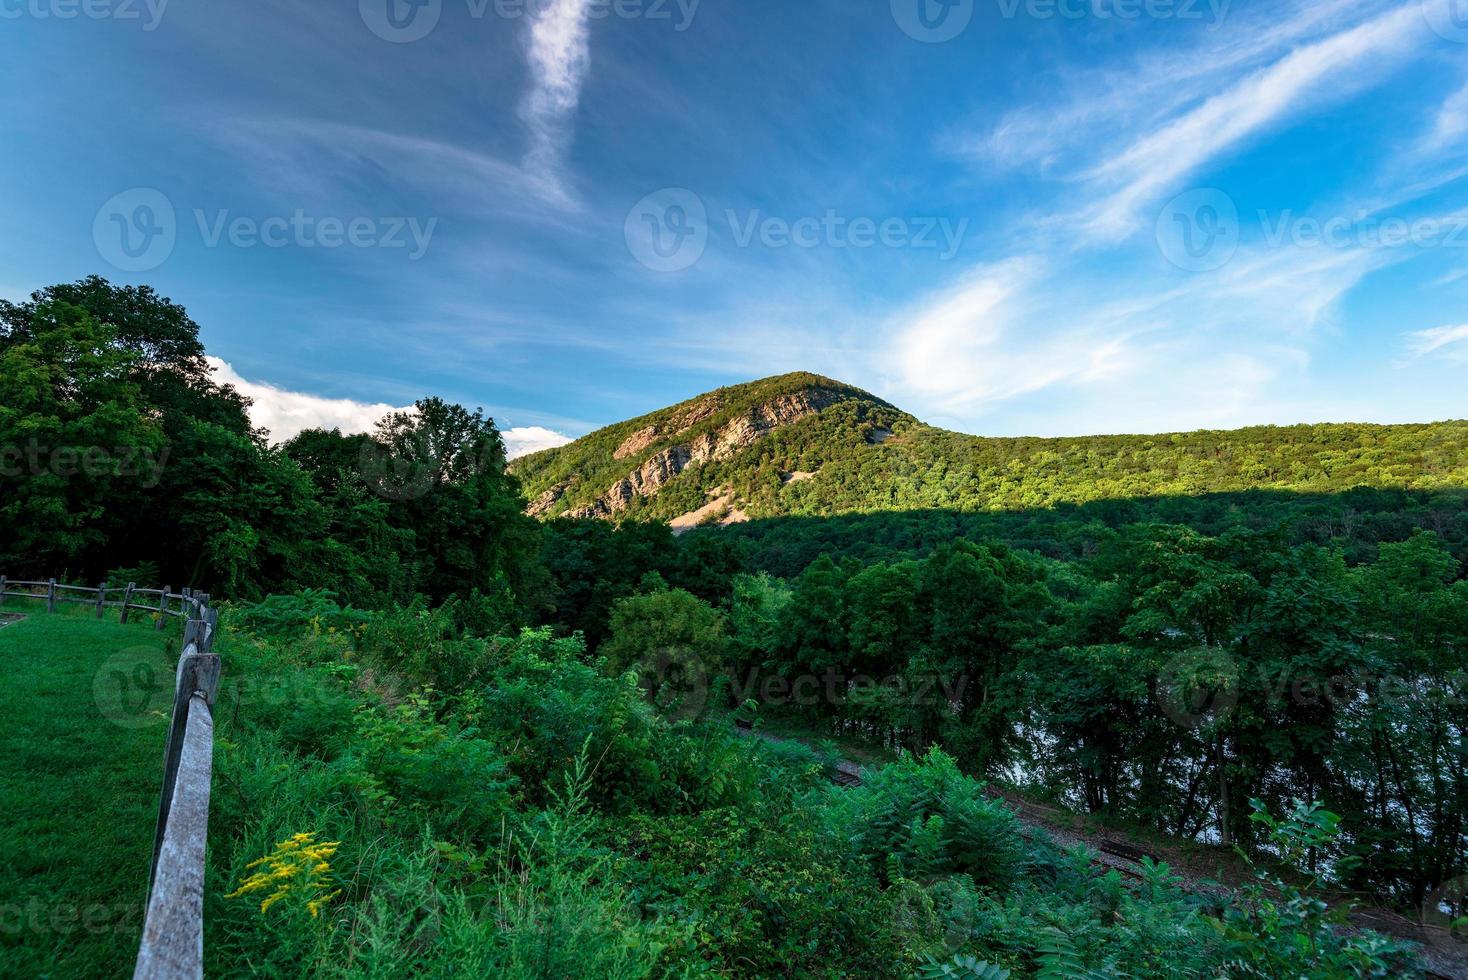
(0, 576, 221, 980)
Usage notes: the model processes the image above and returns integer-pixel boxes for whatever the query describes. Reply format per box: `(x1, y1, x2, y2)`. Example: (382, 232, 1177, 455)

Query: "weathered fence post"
(119, 583, 136, 624)
(95, 581, 107, 619)
(135, 694, 215, 980)
(149, 644, 221, 885)
(202, 607, 219, 653)
(156, 586, 170, 631)
(47, 579, 56, 613)
(0, 575, 7, 603)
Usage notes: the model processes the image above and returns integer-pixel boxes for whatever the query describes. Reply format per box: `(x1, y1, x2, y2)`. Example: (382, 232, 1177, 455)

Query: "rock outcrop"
(613, 425, 660, 460)
(670, 395, 723, 434)
(570, 387, 847, 518)
(527, 483, 567, 518)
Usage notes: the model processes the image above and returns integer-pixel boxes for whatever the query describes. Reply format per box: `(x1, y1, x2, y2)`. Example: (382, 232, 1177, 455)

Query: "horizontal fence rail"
(0, 576, 210, 629)
(0, 575, 220, 980)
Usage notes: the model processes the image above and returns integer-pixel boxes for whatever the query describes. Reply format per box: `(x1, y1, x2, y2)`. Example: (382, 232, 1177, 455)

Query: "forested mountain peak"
(513, 373, 1468, 532)
(510, 372, 911, 524)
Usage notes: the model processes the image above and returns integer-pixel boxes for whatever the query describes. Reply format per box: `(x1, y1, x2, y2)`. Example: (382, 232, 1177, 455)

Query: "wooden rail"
(0, 576, 210, 628)
(0, 575, 220, 980)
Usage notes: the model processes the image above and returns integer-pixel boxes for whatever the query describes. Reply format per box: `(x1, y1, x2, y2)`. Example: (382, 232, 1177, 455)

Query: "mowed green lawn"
(0, 604, 183, 978)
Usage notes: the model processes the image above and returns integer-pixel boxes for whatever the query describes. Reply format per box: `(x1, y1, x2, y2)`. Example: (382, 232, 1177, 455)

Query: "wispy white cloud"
(519, 0, 595, 210)
(968, 0, 1383, 175)
(1424, 81, 1468, 153)
(1082, 4, 1423, 237)
(208, 357, 407, 443)
(879, 218, 1401, 433)
(888, 257, 1127, 409)
(206, 117, 581, 220)
(1403, 323, 1468, 361)
(854, 0, 1462, 435)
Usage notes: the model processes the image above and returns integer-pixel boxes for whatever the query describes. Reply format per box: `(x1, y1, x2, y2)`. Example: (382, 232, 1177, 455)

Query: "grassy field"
(0, 602, 184, 978)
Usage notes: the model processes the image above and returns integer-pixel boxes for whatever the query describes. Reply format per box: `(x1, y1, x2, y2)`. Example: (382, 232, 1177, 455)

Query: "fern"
(915, 952, 1011, 980)
(1036, 928, 1127, 980)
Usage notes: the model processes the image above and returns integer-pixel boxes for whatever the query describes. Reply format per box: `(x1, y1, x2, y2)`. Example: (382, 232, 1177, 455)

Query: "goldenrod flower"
(225, 832, 341, 918)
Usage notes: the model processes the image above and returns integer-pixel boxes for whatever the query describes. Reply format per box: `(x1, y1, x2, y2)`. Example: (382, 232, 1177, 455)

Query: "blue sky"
(2, 0, 1466, 448)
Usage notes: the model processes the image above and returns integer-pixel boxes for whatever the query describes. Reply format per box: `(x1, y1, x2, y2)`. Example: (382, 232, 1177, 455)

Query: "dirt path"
(733, 721, 1468, 978)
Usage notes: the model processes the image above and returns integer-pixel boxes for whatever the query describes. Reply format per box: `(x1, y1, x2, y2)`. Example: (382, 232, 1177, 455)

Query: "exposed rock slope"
(510, 373, 906, 522)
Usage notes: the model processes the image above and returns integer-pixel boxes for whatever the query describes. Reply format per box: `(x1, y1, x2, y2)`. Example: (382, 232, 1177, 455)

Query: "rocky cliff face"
(526, 484, 567, 518)
(613, 425, 660, 460)
(567, 387, 846, 518)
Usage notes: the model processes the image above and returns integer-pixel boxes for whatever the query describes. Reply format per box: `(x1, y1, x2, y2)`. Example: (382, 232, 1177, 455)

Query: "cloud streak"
(519, 0, 595, 210)
(1083, 3, 1423, 236)
(1404, 323, 1468, 361)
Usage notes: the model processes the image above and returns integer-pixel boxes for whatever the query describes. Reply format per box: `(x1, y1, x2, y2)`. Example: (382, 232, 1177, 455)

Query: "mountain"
(510, 372, 1468, 531)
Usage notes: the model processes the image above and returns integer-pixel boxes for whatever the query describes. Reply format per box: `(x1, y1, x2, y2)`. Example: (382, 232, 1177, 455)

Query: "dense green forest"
(203, 595, 1426, 977)
(513, 372, 1467, 528)
(3, 278, 1467, 976)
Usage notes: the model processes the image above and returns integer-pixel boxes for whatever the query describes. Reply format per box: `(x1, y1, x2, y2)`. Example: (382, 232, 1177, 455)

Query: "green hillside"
(511, 371, 905, 520)
(514, 373, 1468, 527)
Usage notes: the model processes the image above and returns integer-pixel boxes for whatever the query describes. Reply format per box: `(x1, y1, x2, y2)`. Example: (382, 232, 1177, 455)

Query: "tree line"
(3, 277, 1465, 926)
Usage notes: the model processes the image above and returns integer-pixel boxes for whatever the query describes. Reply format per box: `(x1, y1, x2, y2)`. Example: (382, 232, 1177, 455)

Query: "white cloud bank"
(208, 357, 405, 443)
(502, 426, 573, 458)
(207, 358, 571, 457)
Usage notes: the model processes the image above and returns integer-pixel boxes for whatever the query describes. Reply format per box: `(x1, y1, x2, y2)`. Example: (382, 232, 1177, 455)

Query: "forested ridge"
(514, 371, 1468, 526)
(3, 278, 1467, 977)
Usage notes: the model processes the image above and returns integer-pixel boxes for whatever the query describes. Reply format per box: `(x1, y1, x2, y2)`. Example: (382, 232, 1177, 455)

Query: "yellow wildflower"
(225, 832, 341, 918)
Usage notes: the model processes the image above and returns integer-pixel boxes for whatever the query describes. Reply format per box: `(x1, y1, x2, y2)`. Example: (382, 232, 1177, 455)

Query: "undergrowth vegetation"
(203, 596, 1426, 977)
